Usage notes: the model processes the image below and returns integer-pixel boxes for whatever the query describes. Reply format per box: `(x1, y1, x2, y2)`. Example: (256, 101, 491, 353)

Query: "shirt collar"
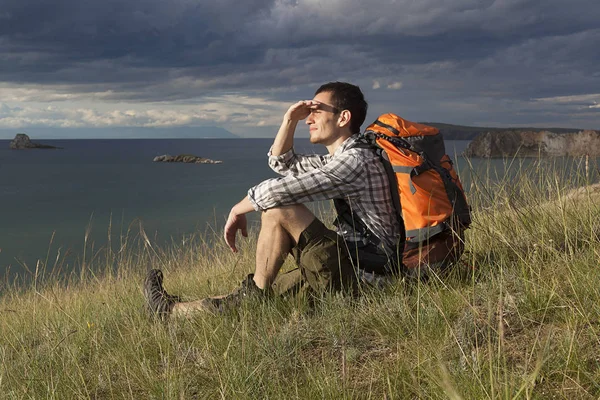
(332, 134, 360, 157)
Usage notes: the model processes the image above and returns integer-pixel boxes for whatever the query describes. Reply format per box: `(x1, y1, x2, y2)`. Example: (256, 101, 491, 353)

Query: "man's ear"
(337, 109, 352, 128)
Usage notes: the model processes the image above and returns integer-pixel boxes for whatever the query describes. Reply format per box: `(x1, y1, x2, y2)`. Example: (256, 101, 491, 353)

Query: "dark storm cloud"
(0, 0, 273, 82)
(1, 0, 599, 117)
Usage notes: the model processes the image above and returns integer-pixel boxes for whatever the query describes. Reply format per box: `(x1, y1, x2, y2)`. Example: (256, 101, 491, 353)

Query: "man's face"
(305, 91, 342, 145)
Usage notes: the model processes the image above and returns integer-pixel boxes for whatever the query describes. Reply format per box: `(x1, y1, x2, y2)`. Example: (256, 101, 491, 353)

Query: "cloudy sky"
(1, 0, 599, 138)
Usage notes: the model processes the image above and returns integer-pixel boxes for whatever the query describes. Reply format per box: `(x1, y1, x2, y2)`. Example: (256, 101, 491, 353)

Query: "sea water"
(0, 138, 530, 281)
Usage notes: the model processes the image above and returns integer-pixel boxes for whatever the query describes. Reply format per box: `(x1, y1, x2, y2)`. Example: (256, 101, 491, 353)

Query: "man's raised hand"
(284, 100, 317, 122)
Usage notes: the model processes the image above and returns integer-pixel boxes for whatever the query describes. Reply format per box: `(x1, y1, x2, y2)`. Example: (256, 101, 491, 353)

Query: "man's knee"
(261, 204, 316, 244)
(261, 204, 315, 227)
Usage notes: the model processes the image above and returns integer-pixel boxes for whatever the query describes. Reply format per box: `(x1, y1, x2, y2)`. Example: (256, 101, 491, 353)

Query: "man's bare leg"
(253, 204, 315, 288)
(171, 204, 315, 316)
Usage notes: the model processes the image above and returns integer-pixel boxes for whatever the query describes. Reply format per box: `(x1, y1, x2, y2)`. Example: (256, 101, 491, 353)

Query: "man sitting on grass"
(144, 81, 402, 318)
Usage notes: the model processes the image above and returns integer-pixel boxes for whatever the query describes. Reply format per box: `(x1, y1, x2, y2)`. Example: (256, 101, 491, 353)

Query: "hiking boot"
(200, 273, 266, 314)
(144, 269, 181, 320)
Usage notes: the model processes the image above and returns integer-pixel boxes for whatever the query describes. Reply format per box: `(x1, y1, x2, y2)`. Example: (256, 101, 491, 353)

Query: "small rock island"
(153, 154, 223, 164)
(10, 133, 61, 149)
(464, 130, 600, 158)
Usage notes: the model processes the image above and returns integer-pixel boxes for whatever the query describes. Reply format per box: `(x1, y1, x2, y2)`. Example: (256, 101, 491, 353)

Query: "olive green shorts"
(272, 218, 358, 297)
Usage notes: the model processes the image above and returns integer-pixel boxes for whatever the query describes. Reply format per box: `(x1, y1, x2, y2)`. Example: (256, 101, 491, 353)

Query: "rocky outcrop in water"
(153, 154, 223, 164)
(464, 130, 600, 158)
(10, 133, 61, 149)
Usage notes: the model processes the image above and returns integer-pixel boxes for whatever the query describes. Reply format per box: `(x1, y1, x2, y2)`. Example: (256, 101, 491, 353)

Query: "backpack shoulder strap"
(376, 149, 405, 234)
(355, 133, 405, 239)
(332, 136, 405, 247)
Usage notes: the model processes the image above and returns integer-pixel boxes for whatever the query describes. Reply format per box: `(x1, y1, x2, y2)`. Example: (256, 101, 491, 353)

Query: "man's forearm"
(270, 117, 298, 156)
(231, 195, 256, 217)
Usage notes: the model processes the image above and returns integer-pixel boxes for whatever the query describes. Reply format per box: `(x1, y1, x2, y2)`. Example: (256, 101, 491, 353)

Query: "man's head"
(314, 82, 368, 134)
(305, 82, 368, 149)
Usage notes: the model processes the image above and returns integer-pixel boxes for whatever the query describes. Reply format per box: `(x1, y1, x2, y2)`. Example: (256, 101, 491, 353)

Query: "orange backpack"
(361, 113, 471, 243)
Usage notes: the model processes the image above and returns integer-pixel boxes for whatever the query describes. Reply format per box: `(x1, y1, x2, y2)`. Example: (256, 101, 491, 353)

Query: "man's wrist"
(282, 115, 299, 125)
(231, 205, 244, 218)
(232, 195, 256, 216)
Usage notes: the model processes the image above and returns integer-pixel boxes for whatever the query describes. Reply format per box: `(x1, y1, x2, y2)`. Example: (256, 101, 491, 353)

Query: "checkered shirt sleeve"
(267, 147, 328, 176)
(248, 148, 366, 211)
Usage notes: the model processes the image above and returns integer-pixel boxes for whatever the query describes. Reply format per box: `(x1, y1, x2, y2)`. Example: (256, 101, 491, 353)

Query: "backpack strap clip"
(412, 161, 432, 176)
(405, 222, 449, 243)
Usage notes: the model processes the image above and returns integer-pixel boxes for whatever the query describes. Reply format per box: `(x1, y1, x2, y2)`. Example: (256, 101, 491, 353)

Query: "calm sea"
(1, 138, 472, 281)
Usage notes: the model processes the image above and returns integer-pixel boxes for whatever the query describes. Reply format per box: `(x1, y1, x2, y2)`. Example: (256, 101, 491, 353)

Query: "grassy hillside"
(0, 158, 599, 398)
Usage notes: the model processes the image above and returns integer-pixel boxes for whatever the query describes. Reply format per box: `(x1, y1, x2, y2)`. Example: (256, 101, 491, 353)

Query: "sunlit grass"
(0, 157, 599, 398)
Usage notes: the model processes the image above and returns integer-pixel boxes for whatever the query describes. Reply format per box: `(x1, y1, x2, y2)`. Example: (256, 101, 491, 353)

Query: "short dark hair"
(315, 82, 368, 134)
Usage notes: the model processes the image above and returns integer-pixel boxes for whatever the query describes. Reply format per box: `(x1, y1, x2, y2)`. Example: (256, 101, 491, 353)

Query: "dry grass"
(0, 157, 599, 399)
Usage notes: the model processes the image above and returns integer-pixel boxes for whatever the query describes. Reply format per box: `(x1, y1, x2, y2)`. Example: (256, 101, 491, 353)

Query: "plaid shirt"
(247, 135, 401, 251)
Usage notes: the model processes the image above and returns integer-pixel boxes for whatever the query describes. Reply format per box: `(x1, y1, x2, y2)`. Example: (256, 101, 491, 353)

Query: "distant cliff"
(464, 130, 600, 158)
(423, 122, 581, 141)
